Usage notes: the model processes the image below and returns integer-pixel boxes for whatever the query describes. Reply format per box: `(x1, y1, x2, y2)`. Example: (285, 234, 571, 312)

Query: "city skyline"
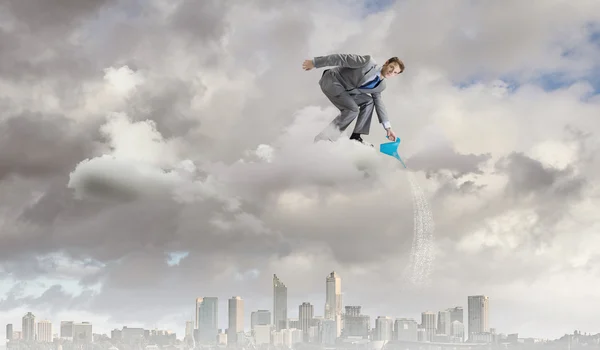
(2, 293, 480, 341)
(2, 269, 516, 343)
(1, 268, 594, 342)
(2, 267, 596, 342)
(4, 288, 593, 347)
(5, 267, 600, 349)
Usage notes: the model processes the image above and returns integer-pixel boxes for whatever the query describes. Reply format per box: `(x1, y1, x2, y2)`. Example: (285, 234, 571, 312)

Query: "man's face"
(382, 62, 402, 78)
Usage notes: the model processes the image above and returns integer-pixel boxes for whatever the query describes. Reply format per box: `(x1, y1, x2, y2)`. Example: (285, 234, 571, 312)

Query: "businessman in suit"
(302, 54, 404, 146)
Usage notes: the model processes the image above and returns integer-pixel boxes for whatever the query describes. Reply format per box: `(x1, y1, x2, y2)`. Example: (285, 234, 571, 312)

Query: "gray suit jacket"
(313, 53, 389, 127)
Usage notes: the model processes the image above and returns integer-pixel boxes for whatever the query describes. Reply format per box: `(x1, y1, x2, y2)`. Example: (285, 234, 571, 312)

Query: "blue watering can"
(379, 136, 407, 168)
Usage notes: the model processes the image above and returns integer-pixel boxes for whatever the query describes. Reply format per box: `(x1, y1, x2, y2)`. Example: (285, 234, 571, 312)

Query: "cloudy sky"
(1, 0, 600, 342)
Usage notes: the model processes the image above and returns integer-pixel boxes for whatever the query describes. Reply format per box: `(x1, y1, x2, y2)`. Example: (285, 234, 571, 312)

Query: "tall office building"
(196, 297, 218, 344)
(325, 271, 342, 337)
(228, 296, 244, 344)
(185, 321, 194, 343)
(36, 320, 52, 343)
(299, 302, 314, 342)
(273, 274, 288, 331)
(468, 295, 489, 336)
(60, 321, 74, 339)
(6, 323, 12, 340)
(22, 312, 35, 341)
(421, 312, 436, 341)
(195, 298, 203, 329)
(448, 306, 464, 341)
(437, 310, 451, 335)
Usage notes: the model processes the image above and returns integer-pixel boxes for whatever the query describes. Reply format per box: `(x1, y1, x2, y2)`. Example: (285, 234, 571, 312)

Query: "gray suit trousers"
(319, 70, 374, 137)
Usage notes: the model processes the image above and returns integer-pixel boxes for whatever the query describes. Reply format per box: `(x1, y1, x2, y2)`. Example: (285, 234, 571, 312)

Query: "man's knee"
(347, 104, 359, 114)
(360, 95, 374, 107)
(324, 92, 359, 114)
(320, 78, 344, 98)
(319, 81, 328, 94)
(338, 108, 358, 123)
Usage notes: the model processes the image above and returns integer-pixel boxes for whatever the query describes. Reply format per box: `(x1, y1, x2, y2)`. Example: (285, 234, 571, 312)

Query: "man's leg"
(324, 92, 360, 133)
(334, 93, 375, 146)
(352, 94, 375, 136)
(314, 86, 360, 142)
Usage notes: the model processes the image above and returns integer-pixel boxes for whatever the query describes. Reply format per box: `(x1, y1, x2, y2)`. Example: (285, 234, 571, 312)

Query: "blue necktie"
(360, 75, 381, 89)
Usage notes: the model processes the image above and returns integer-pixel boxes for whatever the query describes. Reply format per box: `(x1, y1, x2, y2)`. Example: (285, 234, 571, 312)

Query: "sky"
(1, 0, 600, 342)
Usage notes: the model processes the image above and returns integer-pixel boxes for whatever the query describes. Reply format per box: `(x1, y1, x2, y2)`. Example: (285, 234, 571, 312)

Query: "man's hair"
(387, 57, 404, 73)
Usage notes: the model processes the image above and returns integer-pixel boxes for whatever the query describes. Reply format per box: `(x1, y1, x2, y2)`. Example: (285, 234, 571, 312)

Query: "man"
(302, 54, 404, 146)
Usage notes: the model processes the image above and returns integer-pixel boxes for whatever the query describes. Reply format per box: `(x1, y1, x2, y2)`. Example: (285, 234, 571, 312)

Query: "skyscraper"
(6, 324, 13, 340)
(421, 312, 436, 341)
(273, 274, 288, 331)
(195, 298, 202, 329)
(437, 310, 451, 336)
(228, 296, 244, 344)
(468, 295, 489, 336)
(325, 271, 342, 336)
(299, 302, 314, 342)
(60, 321, 74, 339)
(37, 320, 52, 343)
(448, 306, 464, 341)
(22, 312, 35, 341)
(185, 320, 194, 344)
(196, 297, 218, 345)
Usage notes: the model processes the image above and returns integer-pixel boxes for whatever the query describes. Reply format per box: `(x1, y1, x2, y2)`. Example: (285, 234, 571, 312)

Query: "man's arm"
(372, 92, 391, 130)
(312, 54, 371, 69)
